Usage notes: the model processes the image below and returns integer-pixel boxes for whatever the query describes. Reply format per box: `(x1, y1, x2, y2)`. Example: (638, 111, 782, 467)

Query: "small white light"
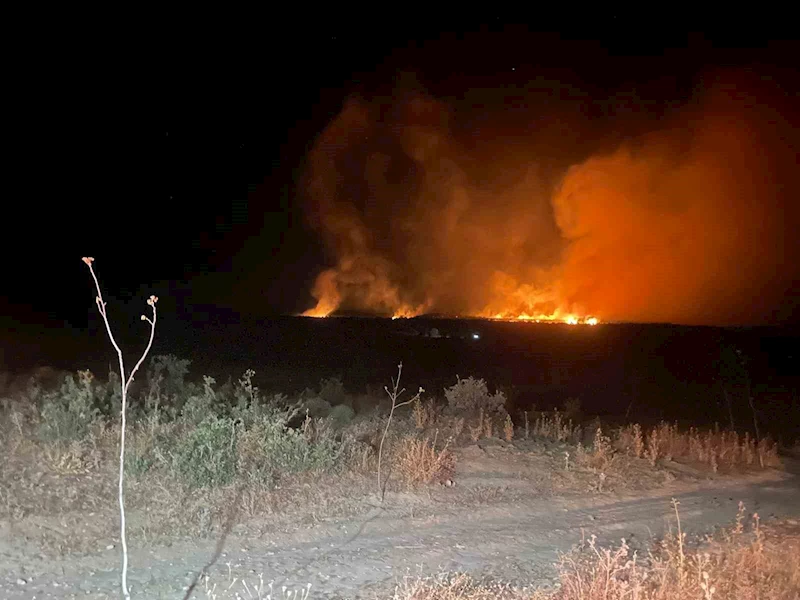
(472, 333, 480, 340)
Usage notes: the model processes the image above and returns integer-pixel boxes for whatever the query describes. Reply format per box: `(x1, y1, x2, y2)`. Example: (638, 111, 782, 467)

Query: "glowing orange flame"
(390, 304, 429, 320)
(302, 269, 340, 317)
(484, 309, 600, 325)
(302, 300, 336, 318)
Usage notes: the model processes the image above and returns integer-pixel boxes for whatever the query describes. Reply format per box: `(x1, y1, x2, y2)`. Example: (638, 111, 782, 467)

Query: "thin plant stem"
(83, 257, 157, 600)
(377, 362, 423, 502)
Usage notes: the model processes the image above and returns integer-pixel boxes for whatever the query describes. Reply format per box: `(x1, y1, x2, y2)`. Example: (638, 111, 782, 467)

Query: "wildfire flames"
(307, 307, 599, 325)
(307, 302, 600, 326)
(485, 314, 599, 326)
(300, 69, 799, 327)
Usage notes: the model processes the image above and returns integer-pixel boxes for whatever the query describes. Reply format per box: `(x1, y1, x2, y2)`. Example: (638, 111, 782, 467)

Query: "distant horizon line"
(284, 313, 794, 330)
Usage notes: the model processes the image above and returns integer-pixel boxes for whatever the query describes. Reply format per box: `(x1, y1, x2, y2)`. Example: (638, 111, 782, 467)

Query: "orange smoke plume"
(302, 70, 799, 325)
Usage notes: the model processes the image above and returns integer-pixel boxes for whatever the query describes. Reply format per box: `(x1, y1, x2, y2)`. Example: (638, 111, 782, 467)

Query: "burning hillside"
(301, 70, 798, 326)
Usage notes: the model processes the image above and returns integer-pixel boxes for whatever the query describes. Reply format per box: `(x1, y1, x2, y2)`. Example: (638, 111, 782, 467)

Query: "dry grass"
(391, 573, 540, 600)
(0, 410, 377, 551)
(531, 410, 582, 445)
(617, 421, 781, 472)
(201, 572, 312, 600)
(468, 409, 485, 442)
(390, 505, 800, 600)
(616, 423, 644, 459)
(521, 408, 780, 477)
(413, 397, 439, 430)
(0, 364, 789, 568)
(521, 410, 780, 479)
(394, 434, 456, 488)
(555, 503, 800, 599)
(504, 414, 514, 442)
(576, 427, 615, 473)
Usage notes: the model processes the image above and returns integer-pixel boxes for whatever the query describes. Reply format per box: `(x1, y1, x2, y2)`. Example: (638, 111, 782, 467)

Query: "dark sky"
(2, 15, 799, 353)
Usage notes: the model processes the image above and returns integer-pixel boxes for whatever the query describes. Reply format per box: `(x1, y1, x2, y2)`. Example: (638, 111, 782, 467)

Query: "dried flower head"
(82, 257, 95, 266)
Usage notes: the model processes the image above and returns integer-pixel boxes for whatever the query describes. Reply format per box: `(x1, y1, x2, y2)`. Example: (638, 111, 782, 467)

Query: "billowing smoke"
(302, 70, 799, 325)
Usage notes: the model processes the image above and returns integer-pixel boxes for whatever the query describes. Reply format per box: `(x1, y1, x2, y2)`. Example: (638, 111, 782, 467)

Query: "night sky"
(2, 16, 799, 370)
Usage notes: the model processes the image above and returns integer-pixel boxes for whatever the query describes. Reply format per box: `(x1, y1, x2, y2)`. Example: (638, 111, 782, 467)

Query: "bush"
(295, 395, 333, 419)
(318, 376, 348, 406)
(228, 369, 275, 426)
(96, 368, 123, 418)
(125, 416, 177, 477)
(39, 370, 102, 441)
(180, 376, 220, 425)
(144, 354, 191, 415)
(394, 434, 455, 488)
(237, 413, 343, 486)
(125, 444, 155, 477)
(174, 416, 238, 489)
(444, 376, 507, 416)
(328, 404, 355, 429)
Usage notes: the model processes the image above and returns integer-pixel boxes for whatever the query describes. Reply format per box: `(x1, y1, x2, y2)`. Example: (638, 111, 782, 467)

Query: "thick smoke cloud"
(303, 70, 799, 325)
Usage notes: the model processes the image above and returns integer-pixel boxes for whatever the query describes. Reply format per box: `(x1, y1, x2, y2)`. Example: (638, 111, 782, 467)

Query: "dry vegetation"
(0, 362, 462, 551)
(197, 505, 800, 599)
(394, 433, 456, 488)
(0, 368, 784, 546)
(388, 509, 800, 600)
(618, 421, 780, 472)
(0, 364, 794, 598)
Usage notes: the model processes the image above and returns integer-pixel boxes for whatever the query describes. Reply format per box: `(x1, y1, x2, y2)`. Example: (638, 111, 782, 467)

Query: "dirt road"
(2, 467, 798, 599)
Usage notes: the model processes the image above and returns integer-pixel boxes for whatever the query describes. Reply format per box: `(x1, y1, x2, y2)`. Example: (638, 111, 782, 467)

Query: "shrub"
(125, 416, 177, 477)
(555, 505, 799, 600)
(97, 369, 123, 418)
(296, 395, 333, 419)
(616, 420, 781, 471)
(144, 354, 191, 414)
(39, 370, 102, 441)
(578, 427, 615, 471)
(444, 376, 506, 416)
(181, 376, 220, 425)
(237, 413, 343, 486)
(616, 423, 644, 458)
(531, 410, 582, 444)
(229, 369, 282, 427)
(412, 397, 439, 430)
(503, 414, 514, 441)
(394, 434, 455, 488)
(125, 442, 155, 477)
(318, 376, 348, 406)
(328, 404, 355, 429)
(174, 416, 238, 489)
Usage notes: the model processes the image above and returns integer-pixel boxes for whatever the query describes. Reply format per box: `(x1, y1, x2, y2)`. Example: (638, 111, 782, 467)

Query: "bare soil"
(2, 441, 798, 599)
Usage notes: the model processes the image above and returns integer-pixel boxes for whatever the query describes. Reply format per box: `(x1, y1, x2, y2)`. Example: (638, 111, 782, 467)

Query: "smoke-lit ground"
(301, 68, 799, 326)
